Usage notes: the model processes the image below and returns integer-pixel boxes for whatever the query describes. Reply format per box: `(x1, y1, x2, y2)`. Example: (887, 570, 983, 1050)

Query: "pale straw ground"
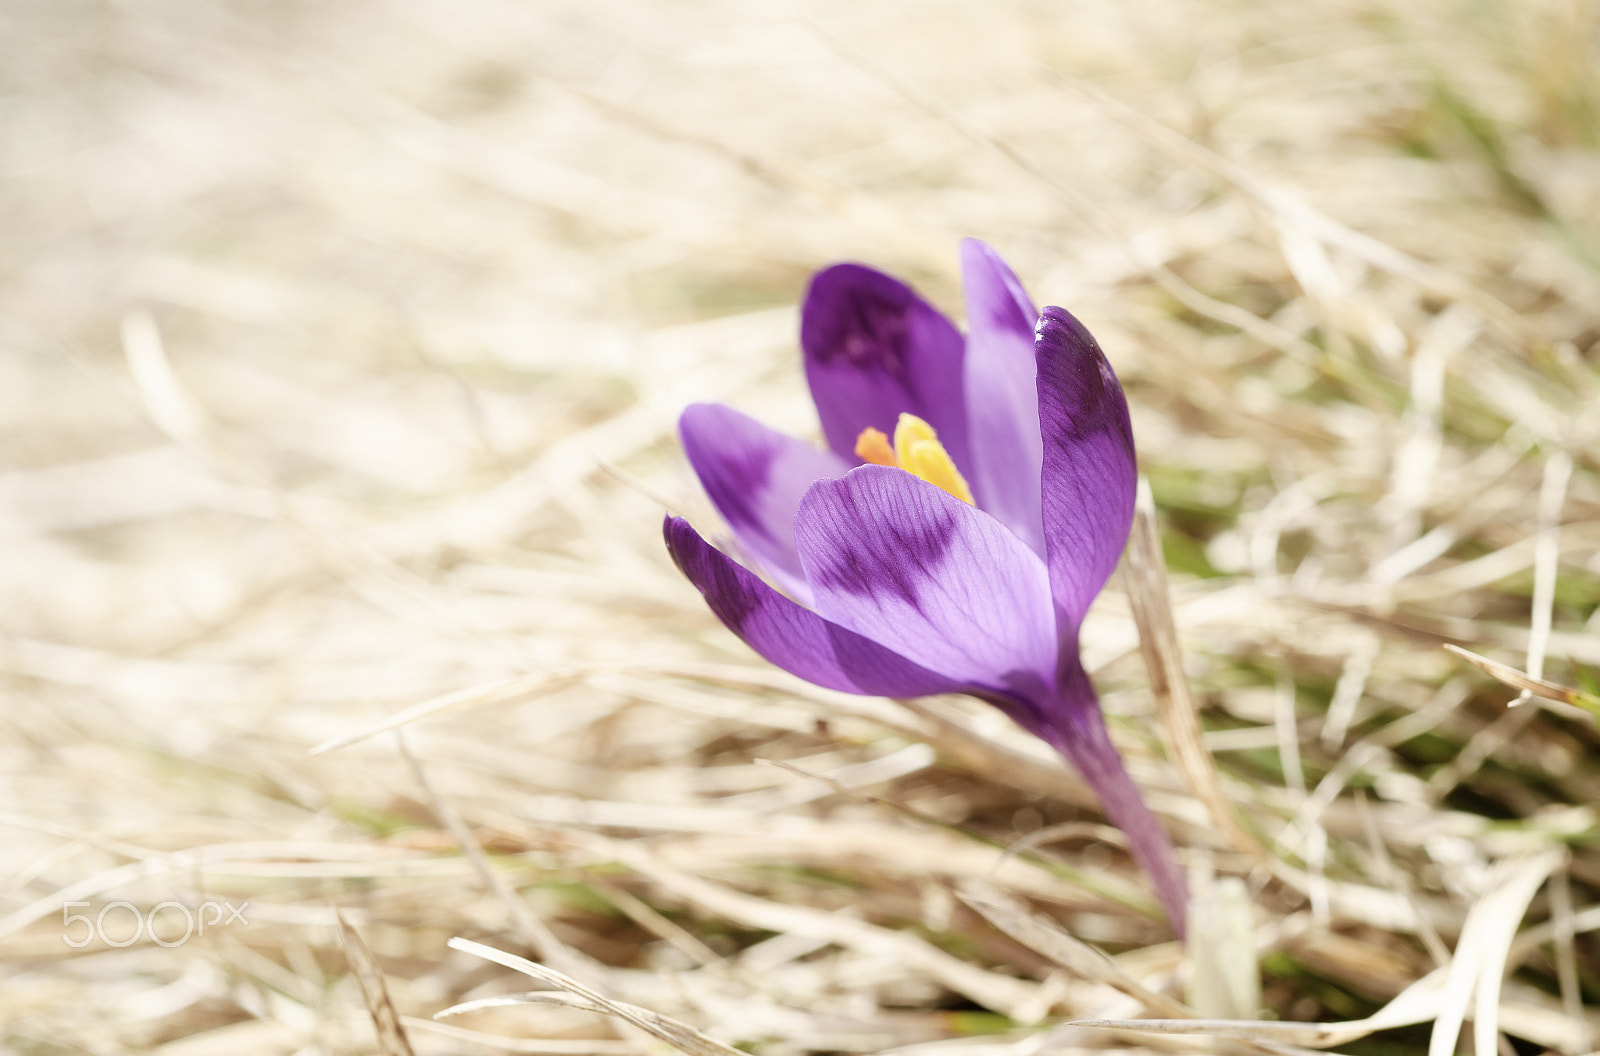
(3, 1, 1600, 1053)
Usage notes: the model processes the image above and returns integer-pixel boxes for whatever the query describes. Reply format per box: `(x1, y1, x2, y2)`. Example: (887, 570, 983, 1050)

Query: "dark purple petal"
(792, 465, 1057, 697)
(801, 263, 971, 473)
(1035, 306, 1137, 629)
(1038, 655, 1190, 937)
(679, 403, 850, 602)
(664, 515, 968, 698)
(960, 239, 1045, 557)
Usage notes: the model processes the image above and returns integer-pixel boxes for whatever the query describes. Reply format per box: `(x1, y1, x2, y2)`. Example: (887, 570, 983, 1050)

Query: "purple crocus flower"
(664, 240, 1188, 936)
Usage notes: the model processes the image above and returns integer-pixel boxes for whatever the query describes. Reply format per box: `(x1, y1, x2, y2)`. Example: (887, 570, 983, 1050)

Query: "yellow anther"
(853, 413, 972, 504)
(853, 426, 898, 467)
(900, 435, 975, 504)
(890, 414, 936, 464)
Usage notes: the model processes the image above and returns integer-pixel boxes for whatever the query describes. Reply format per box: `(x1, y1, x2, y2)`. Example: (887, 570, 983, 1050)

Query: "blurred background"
(3, 0, 1600, 1052)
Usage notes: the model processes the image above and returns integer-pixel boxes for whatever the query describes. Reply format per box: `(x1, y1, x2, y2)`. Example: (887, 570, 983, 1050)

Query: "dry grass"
(3, 0, 1600, 1053)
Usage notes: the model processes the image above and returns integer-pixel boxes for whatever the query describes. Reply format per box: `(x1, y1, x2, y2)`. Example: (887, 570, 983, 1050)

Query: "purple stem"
(1042, 673, 1189, 938)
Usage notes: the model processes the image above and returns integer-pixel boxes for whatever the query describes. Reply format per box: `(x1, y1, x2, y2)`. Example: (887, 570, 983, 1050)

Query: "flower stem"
(1045, 688, 1189, 939)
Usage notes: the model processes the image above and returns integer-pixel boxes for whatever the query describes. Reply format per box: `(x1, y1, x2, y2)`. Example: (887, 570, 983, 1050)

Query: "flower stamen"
(853, 426, 898, 467)
(852, 413, 974, 504)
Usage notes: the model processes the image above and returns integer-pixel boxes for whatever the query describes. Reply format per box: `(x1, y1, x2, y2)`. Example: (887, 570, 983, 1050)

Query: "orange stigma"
(853, 426, 898, 467)
(852, 413, 974, 504)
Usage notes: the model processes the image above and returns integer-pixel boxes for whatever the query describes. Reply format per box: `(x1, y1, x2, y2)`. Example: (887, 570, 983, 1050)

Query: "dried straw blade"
(445, 938, 750, 1056)
(338, 913, 419, 1056)
(1070, 967, 1447, 1049)
(1443, 644, 1600, 714)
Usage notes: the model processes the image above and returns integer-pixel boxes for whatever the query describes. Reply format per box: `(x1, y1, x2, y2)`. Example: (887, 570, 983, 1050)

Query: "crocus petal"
(959, 239, 1045, 556)
(679, 402, 850, 602)
(801, 263, 971, 475)
(793, 465, 1057, 698)
(1035, 306, 1137, 629)
(665, 515, 968, 699)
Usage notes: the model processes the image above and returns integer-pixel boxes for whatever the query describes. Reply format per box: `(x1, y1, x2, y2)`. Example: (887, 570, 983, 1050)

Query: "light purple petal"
(679, 403, 850, 602)
(792, 465, 1057, 697)
(1035, 306, 1136, 628)
(801, 263, 971, 474)
(1035, 653, 1189, 937)
(960, 239, 1045, 557)
(664, 515, 967, 699)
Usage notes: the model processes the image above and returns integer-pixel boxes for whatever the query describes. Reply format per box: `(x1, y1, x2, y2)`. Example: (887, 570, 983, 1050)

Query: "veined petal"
(801, 263, 971, 476)
(793, 465, 1058, 697)
(960, 239, 1045, 557)
(679, 403, 850, 601)
(664, 516, 966, 698)
(1035, 305, 1137, 629)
